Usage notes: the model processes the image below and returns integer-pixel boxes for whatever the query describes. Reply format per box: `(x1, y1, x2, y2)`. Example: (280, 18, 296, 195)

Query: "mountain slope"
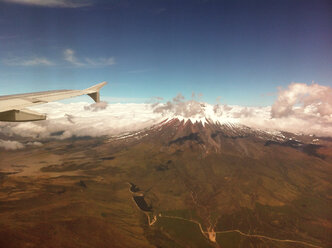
(108, 118, 332, 247)
(0, 118, 331, 248)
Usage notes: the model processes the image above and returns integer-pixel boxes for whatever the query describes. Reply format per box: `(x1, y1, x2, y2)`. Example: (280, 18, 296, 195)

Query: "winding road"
(159, 215, 322, 248)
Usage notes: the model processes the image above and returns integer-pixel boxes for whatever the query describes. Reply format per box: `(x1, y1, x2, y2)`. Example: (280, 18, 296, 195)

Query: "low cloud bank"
(0, 103, 161, 140)
(0, 139, 25, 150)
(0, 82, 331, 140)
(0, 140, 42, 150)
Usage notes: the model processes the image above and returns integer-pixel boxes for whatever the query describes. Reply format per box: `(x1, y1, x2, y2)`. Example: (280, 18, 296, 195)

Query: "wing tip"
(86, 81, 107, 92)
(85, 81, 107, 102)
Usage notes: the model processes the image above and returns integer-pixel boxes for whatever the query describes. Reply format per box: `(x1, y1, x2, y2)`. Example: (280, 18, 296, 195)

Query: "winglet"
(84, 81, 107, 102)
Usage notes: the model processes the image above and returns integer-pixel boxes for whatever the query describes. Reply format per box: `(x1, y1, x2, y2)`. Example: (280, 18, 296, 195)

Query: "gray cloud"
(213, 104, 232, 116)
(232, 107, 254, 118)
(84, 101, 108, 112)
(213, 104, 222, 115)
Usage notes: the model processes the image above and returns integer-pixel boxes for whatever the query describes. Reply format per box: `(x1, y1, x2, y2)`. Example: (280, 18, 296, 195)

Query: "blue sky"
(0, 0, 331, 106)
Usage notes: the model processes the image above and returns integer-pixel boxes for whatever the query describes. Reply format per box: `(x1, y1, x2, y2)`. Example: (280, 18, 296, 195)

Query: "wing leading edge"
(0, 82, 107, 122)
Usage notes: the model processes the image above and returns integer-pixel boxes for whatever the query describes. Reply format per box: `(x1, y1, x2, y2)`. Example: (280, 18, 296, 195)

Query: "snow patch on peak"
(0, 91, 331, 140)
(152, 96, 332, 137)
(153, 101, 241, 126)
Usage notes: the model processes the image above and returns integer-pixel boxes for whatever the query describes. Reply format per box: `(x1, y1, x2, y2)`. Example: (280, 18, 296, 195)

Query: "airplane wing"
(0, 81, 107, 122)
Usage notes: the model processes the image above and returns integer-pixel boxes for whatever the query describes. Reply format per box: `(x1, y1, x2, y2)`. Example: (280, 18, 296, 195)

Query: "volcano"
(0, 117, 331, 248)
(117, 117, 326, 158)
(104, 117, 332, 247)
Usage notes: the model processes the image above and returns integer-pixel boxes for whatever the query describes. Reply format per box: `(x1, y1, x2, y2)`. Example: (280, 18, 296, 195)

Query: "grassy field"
(155, 217, 213, 248)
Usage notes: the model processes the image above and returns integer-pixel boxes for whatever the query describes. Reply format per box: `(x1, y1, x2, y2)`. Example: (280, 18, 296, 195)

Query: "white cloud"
(27, 141, 43, 146)
(0, 82, 331, 140)
(153, 93, 205, 118)
(0, 102, 161, 140)
(271, 82, 332, 118)
(0, 139, 43, 150)
(2, 57, 54, 66)
(0, 139, 24, 150)
(3, 0, 92, 8)
(85, 57, 116, 66)
(63, 49, 84, 66)
(102, 97, 150, 104)
(64, 48, 116, 67)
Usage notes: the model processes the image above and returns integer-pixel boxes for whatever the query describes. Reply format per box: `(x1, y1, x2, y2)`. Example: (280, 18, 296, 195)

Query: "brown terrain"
(0, 119, 331, 247)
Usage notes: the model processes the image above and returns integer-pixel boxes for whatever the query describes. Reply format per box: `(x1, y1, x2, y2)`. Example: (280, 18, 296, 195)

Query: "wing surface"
(0, 81, 107, 121)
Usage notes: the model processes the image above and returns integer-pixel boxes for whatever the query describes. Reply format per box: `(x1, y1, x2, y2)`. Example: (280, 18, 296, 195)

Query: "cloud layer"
(0, 102, 161, 140)
(64, 49, 115, 67)
(0, 139, 42, 150)
(0, 139, 25, 150)
(0, 83, 331, 143)
(2, 49, 115, 68)
(2, 57, 54, 66)
(3, 0, 92, 8)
